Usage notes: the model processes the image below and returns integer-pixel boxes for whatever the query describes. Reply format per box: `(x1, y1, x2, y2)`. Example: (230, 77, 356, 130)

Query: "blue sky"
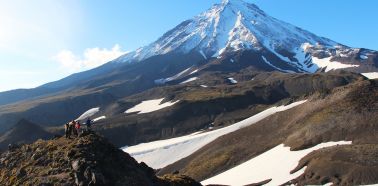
(0, 0, 377, 92)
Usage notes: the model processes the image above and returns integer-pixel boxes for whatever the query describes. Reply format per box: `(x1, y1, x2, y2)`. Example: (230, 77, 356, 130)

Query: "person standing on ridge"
(86, 118, 92, 131)
(72, 120, 78, 137)
(64, 122, 70, 138)
(68, 120, 75, 137)
(75, 121, 81, 136)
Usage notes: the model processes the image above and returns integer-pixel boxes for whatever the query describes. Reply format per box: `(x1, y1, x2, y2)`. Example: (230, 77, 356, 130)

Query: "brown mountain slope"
(4, 71, 363, 153)
(87, 71, 366, 147)
(0, 70, 363, 136)
(0, 132, 201, 186)
(158, 79, 378, 185)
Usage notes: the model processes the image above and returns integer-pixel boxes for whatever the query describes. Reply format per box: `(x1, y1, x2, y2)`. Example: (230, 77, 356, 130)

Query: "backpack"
(75, 123, 81, 129)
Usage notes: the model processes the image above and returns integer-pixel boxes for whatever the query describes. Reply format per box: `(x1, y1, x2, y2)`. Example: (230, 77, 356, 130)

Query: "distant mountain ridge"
(0, 0, 376, 135)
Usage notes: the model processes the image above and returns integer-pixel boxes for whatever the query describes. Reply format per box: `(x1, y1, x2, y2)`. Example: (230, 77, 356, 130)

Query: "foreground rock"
(0, 132, 201, 186)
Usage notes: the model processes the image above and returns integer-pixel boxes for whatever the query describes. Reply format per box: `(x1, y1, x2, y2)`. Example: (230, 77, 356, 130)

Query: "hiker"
(72, 120, 78, 137)
(64, 122, 70, 138)
(86, 118, 92, 131)
(68, 120, 75, 138)
(75, 121, 81, 136)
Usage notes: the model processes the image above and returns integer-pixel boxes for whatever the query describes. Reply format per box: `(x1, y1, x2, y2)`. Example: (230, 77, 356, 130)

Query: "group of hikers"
(64, 118, 92, 138)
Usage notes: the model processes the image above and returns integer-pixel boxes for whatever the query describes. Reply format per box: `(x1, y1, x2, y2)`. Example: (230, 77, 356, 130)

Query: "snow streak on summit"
(114, 0, 376, 73)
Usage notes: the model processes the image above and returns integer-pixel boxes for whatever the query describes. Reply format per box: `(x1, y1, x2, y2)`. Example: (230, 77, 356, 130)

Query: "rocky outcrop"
(0, 132, 201, 186)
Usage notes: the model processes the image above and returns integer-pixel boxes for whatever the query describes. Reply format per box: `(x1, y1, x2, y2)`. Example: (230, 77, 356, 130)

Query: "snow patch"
(180, 77, 198, 84)
(202, 141, 352, 186)
(311, 57, 359, 72)
(189, 69, 199, 75)
(93, 116, 106, 122)
(154, 67, 193, 84)
(339, 53, 348, 58)
(301, 42, 312, 50)
(292, 45, 318, 73)
(125, 98, 179, 114)
(200, 85, 208, 88)
(165, 67, 192, 81)
(199, 50, 207, 60)
(360, 55, 368, 60)
(228, 77, 238, 84)
(123, 100, 307, 169)
(77, 107, 100, 121)
(361, 72, 378, 79)
(262, 56, 295, 73)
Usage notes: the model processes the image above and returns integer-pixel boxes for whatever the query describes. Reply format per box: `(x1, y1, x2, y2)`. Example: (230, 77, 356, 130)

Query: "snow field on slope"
(180, 77, 198, 84)
(123, 100, 307, 169)
(199, 50, 207, 60)
(311, 57, 359, 72)
(125, 98, 179, 114)
(189, 69, 199, 75)
(166, 67, 192, 81)
(262, 56, 295, 73)
(155, 67, 196, 84)
(202, 141, 352, 186)
(360, 55, 369, 60)
(76, 107, 100, 121)
(362, 72, 378, 79)
(228, 77, 238, 84)
(294, 44, 318, 73)
(93, 116, 106, 122)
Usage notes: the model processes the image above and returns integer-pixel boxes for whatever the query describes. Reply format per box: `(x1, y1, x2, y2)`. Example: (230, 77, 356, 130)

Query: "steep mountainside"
(54, 71, 364, 148)
(0, 132, 201, 186)
(0, 70, 366, 148)
(157, 79, 378, 185)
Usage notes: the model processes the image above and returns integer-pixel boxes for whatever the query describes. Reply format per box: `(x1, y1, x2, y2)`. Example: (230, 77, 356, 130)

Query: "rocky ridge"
(0, 132, 201, 186)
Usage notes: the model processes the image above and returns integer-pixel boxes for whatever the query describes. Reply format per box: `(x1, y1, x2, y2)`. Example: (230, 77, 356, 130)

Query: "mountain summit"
(115, 0, 376, 73)
(127, 0, 334, 59)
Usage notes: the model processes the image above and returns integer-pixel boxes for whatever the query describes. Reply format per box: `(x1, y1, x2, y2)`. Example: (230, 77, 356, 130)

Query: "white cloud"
(54, 44, 128, 72)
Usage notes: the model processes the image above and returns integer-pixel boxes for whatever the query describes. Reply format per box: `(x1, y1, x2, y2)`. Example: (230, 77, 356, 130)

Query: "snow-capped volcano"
(114, 0, 377, 73)
(117, 0, 336, 61)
